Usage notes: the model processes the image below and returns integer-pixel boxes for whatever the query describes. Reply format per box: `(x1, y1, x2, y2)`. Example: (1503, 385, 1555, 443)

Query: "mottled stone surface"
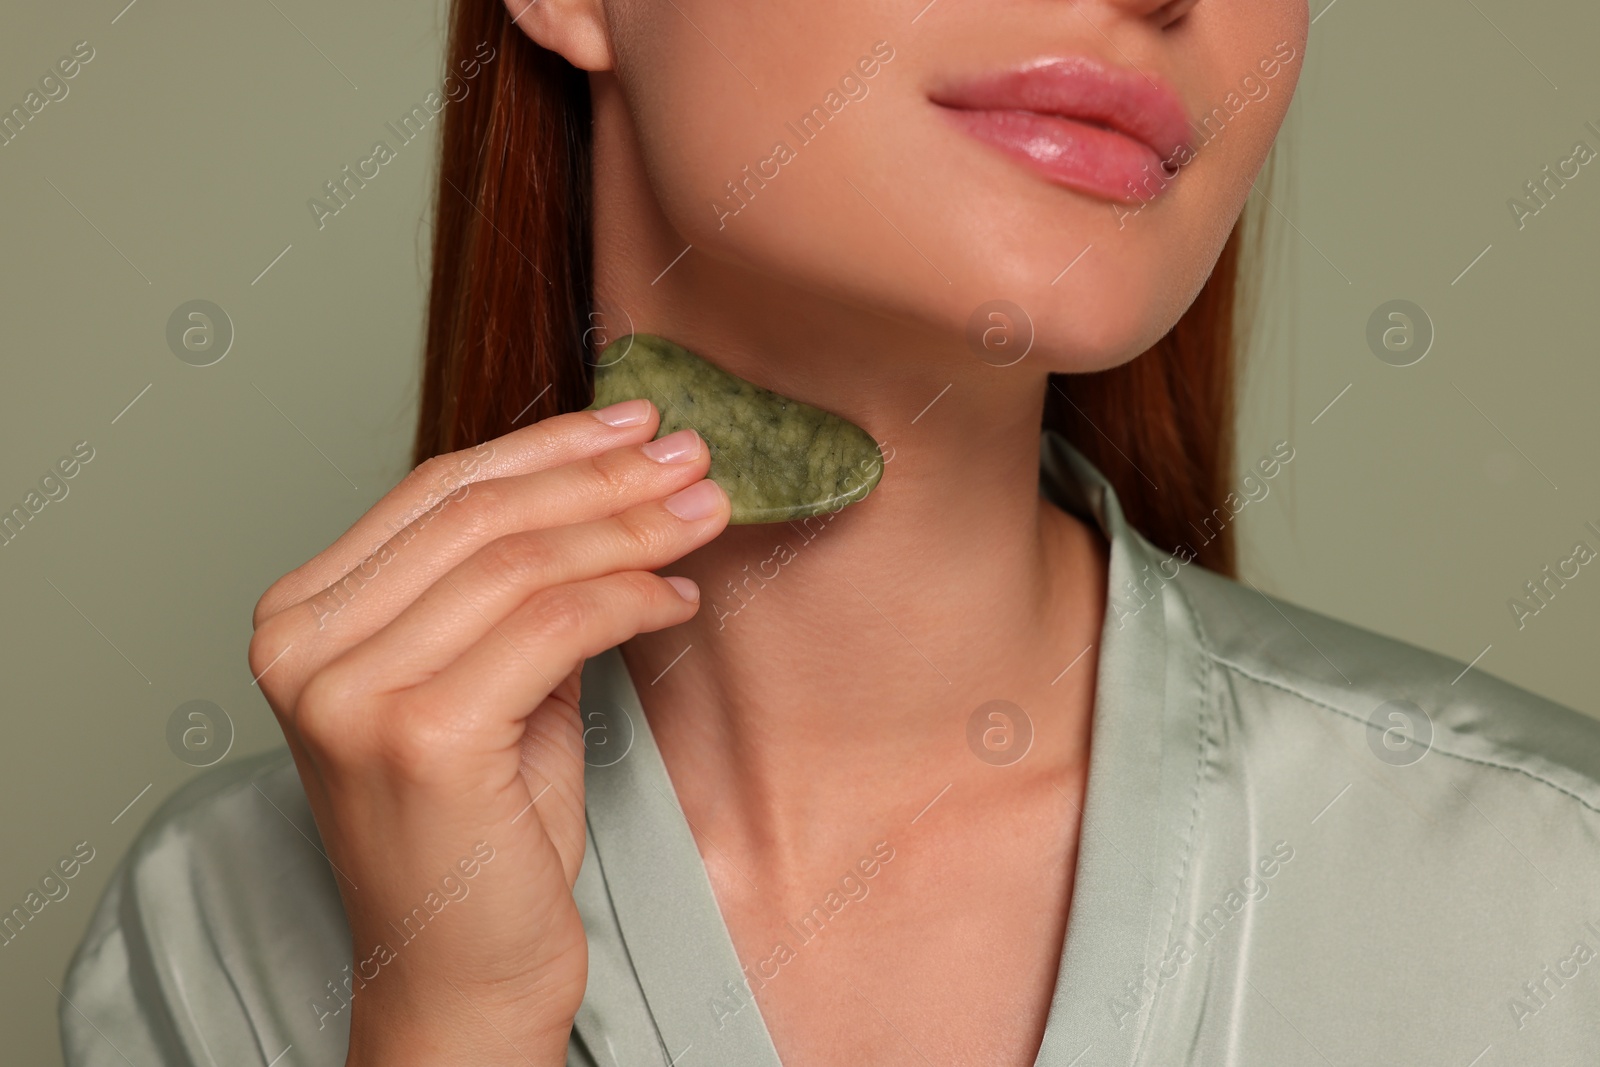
(588, 334, 884, 525)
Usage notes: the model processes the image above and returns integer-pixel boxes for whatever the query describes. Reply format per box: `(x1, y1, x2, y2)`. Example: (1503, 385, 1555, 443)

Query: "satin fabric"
(61, 435, 1600, 1066)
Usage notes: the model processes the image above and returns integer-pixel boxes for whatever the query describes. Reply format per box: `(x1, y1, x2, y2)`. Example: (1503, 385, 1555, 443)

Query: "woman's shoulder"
(63, 750, 614, 1067)
(120, 747, 318, 866)
(61, 748, 356, 1067)
(1169, 558, 1600, 813)
(1118, 560, 1600, 1057)
(97, 746, 338, 913)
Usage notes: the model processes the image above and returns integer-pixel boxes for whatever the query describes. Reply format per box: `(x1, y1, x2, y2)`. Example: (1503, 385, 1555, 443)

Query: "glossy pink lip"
(931, 57, 1193, 204)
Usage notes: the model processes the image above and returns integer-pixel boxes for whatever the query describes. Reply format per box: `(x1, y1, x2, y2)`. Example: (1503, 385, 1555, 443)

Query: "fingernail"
(642, 428, 701, 464)
(591, 399, 653, 427)
(665, 575, 700, 603)
(664, 480, 724, 521)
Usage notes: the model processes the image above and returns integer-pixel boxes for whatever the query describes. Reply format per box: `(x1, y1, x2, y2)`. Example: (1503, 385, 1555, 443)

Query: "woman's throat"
(587, 334, 885, 525)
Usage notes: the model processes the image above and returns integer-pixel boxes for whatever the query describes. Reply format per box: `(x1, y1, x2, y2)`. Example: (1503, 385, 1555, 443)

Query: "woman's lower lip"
(939, 106, 1171, 205)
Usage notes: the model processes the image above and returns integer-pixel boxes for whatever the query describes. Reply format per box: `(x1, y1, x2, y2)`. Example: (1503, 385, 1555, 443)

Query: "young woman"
(63, 0, 1600, 1064)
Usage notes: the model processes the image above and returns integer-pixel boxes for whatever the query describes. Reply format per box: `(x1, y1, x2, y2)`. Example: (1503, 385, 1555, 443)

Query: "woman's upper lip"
(930, 56, 1192, 160)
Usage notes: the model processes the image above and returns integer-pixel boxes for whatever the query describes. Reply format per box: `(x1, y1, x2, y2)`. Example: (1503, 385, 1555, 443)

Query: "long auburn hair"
(416, 2, 1261, 576)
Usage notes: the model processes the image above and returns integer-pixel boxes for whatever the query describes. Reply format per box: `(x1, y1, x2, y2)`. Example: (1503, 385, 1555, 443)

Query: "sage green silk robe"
(61, 435, 1600, 1066)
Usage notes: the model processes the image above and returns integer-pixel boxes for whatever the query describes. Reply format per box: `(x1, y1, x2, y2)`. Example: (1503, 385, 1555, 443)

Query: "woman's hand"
(247, 399, 727, 1067)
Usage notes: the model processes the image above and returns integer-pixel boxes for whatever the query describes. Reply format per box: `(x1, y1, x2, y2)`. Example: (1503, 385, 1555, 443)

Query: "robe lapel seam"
(576, 807, 678, 1067)
(1130, 586, 1220, 1066)
(1093, 517, 1218, 1067)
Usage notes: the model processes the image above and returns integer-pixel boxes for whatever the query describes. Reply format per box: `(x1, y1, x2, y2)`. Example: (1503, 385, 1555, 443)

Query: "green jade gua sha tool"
(586, 334, 885, 525)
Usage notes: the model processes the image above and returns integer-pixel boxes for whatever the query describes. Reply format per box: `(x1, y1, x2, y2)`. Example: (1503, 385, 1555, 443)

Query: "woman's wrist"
(345, 1000, 574, 1067)
(346, 1030, 573, 1067)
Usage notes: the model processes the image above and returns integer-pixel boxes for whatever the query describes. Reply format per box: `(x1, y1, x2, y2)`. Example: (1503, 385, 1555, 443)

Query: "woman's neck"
(590, 88, 1107, 872)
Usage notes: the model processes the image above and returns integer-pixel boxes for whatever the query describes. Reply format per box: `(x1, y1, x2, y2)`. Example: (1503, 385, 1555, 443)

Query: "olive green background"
(2, 1, 1596, 1063)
